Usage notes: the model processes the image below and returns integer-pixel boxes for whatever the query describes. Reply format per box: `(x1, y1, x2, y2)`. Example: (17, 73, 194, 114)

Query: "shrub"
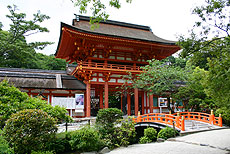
(96, 108, 123, 135)
(3, 109, 57, 154)
(139, 136, 152, 144)
(0, 80, 72, 128)
(0, 129, 14, 154)
(111, 117, 136, 148)
(46, 132, 72, 154)
(143, 127, 157, 141)
(157, 127, 177, 140)
(96, 108, 123, 143)
(96, 108, 137, 149)
(138, 127, 157, 144)
(31, 151, 54, 154)
(69, 126, 104, 152)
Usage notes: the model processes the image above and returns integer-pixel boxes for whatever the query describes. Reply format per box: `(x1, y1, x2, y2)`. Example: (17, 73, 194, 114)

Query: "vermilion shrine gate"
(55, 15, 180, 117)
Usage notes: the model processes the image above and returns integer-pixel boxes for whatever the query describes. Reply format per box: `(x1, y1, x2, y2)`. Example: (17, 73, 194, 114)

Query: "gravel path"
(108, 129, 230, 154)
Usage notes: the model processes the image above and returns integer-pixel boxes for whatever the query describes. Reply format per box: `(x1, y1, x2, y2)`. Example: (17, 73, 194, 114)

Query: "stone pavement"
(108, 129, 230, 154)
(180, 120, 226, 134)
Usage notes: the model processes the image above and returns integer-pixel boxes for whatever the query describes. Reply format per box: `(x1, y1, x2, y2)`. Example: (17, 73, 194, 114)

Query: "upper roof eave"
(55, 22, 178, 56)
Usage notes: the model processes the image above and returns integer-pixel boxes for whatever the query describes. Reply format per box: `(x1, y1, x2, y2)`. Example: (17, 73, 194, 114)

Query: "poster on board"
(158, 97, 168, 107)
(75, 94, 84, 109)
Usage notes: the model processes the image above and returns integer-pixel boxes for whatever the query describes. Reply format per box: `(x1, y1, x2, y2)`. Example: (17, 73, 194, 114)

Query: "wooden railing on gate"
(133, 111, 222, 131)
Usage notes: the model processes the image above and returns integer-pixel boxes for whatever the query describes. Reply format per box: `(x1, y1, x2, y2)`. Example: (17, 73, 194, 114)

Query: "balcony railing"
(77, 61, 143, 73)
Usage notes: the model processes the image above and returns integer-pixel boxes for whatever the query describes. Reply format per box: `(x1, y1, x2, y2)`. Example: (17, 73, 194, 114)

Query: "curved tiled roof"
(72, 15, 176, 45)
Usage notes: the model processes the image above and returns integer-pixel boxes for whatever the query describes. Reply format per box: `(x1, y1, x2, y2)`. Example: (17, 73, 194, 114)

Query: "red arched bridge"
(133, 111, 223, 132)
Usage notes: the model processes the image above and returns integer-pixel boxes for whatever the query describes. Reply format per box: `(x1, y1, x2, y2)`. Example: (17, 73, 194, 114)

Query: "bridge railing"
(133, 111, 222, 131)
(133, 113, 185, 131)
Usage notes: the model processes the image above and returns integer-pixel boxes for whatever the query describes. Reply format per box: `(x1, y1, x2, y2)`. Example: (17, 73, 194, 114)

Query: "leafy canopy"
(0, 5, 66, 70)
(132, 60, 189, 101)
(178, 0, 230, 109)
(72, 0, 132, 28)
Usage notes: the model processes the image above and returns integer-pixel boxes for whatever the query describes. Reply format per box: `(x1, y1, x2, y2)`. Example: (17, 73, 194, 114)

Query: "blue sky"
(0, 0, 204, 55)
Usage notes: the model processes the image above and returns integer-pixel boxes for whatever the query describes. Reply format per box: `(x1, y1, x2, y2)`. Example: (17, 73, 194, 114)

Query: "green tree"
(174, 67, 215, 112)
(35, 53, 67, 70)
(178, 0, 230, 109)
(0, 80, 72, 128)
(3, 109, 57, 154)
(73, 0, 132, 28)
(132, 60, 189, 112)
(0, 5, 53, 69)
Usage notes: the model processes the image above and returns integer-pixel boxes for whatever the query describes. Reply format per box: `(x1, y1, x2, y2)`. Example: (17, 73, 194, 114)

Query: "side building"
(0, 67, 86, 117)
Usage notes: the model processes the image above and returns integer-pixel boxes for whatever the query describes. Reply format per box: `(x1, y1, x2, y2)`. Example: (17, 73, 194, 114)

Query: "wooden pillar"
(134, 88, 139, 116)
(86, 81, 91, 117)
(127, 93, 131, 116)
(99, 87, 104, 109)
(149, 94, 153, 113)
(49, 90, 52, 105)
(121, 95, 123, 113)
(104, 81, 109, 108)
(141, 92, 144, 115)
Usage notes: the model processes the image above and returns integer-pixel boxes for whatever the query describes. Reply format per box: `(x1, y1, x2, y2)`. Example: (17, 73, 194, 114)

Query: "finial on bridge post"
(211, 109, 214, 115)
(177, 111, 180, 117)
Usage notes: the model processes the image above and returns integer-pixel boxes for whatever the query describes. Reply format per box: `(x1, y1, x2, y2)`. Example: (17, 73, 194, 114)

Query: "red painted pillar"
(104, 81, 109, 108)
(141, 92, 144, 115)
(49, 90, 52, 105)
(99, 87, 104, 109)
(121, 95, 123, 112)
(149, 94, 153, 113)
(86, 81, 91, 117)
(134, 88, 139, 116)
(127, 93, 131, 116)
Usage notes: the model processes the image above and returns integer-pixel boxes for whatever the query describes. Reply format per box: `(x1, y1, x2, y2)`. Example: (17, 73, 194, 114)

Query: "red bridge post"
(181, 116, 185, 131)
(176, 111, 180, 128)
(219, 114, 222, 127)
(209, 110, 214, 125)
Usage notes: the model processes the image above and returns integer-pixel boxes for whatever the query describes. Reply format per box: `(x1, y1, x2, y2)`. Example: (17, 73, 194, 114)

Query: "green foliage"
(157, 127, 177, 140)
(69, 126, 104, 152)
(46, 132, 72, 154)
(35, 53, 67, 70)
(96, 108, 123, 137)
(0, 5, 53, 69)
(204, 51, 230, 109)
(109, 117, 136, 148)
(73, 0, 132, 29)
(131, 60, 189, 112)
(0, 80, 72, 128)
(162, 56, 188, 69)
(0, 5, 66, 70)
(0, 129, 14, 154)
(178, 0, 230, 114)
(174, 67, 215, 112)
(95, 108, 136, 149)
(135, 60, 186, 96)
(143, 127, 157, 141)
(31, 151, 54, 154)
(3, 109, 57, 154)
(138, 127, 157, 144)
(216, 107, 230, 126)
(139, 136, 152, 144)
